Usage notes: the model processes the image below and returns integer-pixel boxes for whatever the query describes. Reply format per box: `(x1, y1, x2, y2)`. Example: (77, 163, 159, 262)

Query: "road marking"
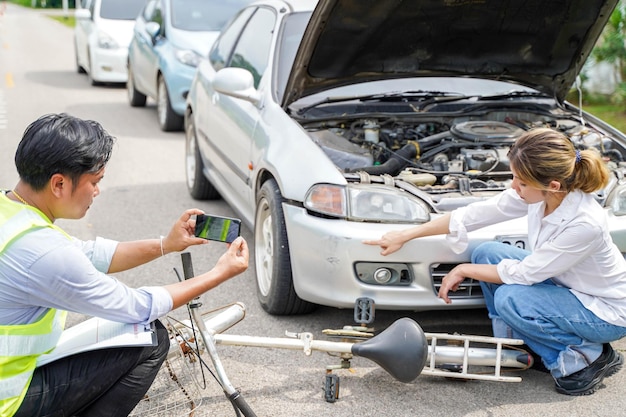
(5, 72, 13, 88)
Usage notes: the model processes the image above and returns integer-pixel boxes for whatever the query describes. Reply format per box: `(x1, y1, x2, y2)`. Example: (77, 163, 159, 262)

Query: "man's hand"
(162, 209, 208, 254)
(215, 236, 249, 278)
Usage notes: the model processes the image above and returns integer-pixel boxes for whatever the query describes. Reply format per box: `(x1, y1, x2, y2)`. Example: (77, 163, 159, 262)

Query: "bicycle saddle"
(351, 317, 427, 383)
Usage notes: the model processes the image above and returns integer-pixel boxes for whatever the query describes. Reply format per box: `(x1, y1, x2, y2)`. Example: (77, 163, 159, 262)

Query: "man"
(0, 113, 249, 416)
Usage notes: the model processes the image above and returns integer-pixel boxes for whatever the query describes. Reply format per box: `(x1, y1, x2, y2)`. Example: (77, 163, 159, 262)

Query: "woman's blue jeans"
(473, 241, 626, 378)
(14, 319, 169, 417)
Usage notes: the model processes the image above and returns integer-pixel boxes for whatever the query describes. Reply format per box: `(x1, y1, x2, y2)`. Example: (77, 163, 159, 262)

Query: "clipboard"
(37, 317, 157, 367)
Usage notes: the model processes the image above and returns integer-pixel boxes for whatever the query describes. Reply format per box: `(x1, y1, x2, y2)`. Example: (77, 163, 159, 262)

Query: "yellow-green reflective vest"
(0, 194, 69, 416)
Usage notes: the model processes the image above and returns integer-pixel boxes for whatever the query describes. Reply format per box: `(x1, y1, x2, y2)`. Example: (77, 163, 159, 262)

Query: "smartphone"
(194, 214, 241, 243)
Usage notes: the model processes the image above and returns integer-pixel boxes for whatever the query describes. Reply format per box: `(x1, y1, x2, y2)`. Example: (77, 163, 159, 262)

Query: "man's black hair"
(15, 113, 116, 191)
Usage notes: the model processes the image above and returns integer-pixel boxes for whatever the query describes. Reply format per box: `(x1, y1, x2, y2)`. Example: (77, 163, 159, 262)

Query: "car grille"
(431, 263, 484, 298)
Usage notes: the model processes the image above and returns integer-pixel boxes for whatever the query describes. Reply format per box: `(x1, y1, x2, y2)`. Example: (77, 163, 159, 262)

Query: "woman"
(364, 128, 626, 395)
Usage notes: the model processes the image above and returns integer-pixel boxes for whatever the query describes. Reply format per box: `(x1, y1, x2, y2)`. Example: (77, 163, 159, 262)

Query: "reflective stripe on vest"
(0, 308, 66, 356)
(0, 194, 70, 416)
(0, 372, 32, 417)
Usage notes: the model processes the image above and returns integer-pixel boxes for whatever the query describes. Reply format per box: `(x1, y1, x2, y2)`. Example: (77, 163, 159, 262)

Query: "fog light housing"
(355, 262, 412, 286)
(373, 268, 392, 284)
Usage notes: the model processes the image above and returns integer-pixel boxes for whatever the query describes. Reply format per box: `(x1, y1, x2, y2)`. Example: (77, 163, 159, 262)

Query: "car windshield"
(99, 0, 145, 20)
(170, 0, 253, 32)
(276, 12, 313, 105)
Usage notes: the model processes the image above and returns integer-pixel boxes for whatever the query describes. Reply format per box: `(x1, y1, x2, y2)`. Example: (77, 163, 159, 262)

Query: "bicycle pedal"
(354, 297, 375, 325)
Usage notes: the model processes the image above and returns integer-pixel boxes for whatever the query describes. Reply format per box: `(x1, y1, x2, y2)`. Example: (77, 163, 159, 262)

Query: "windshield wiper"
(293, 89, 550, 116)
(476, 90, 551, 100)
(416, 90, 552, 111)
(294, 90, 470, 116)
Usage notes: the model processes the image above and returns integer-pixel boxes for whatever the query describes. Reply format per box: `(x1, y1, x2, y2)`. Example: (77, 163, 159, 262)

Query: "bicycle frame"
(174, 301, 531, 381)
(134, 252, 533, 416)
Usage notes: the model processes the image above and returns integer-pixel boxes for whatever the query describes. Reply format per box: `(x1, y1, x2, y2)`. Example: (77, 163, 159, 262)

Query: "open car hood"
(283, 0, 618, 107)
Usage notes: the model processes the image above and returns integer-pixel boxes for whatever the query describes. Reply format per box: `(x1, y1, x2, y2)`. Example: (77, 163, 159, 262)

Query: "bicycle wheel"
(129, 344, 205, 417)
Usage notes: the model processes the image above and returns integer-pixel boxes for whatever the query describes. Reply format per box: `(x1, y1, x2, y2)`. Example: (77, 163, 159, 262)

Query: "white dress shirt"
(449, 188, 626, 327)
(0, 223, 173, 326)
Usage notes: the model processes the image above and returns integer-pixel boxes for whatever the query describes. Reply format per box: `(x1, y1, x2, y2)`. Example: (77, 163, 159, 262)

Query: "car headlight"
(96, 31, 118, 49)
(175, 49, 201, 67)
(304, 183, 430, 222)
(611, 183, 626, 215)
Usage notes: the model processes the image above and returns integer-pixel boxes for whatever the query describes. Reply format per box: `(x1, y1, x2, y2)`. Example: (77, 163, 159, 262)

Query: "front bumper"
(162, 61, 196, 116)
(91, 46, 129, 83)
(283, 204, 530, 311)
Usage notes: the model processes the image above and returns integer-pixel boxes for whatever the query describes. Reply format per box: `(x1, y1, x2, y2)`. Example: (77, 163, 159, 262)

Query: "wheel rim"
(157, 78, 168, 126)
(255, 199, 274, 297)
(185, 119, 196, 190)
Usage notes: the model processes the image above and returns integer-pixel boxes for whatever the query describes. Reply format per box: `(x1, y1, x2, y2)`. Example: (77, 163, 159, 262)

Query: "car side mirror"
(145, 21, 161, 44)
(75, 8, 91, 20)
(213, 67, 262, 107)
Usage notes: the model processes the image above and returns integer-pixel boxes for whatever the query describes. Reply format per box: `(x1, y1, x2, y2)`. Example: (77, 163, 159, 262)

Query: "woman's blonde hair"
(508, 128, 610, 193)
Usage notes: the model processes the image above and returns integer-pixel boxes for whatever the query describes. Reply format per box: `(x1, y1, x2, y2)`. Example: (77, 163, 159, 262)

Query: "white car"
(185, 0, 626, 316)
(74, 0, 145, 85)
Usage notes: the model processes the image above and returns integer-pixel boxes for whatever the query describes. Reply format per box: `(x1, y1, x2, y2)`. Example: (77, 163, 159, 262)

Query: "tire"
(127, 65, 147, 107)
(75, 43, 86, 74)
(255, 179, 316, 315)
(87, 52, 101, 86)
(157, 76, 183, 132)
(184, 112, 220, 200)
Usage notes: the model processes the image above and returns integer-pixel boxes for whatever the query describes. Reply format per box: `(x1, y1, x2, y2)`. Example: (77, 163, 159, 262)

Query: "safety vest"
(0, 193, 69, 417)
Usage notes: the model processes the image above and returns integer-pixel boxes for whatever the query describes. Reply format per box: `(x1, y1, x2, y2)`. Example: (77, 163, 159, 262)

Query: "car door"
(132, 0, 163, 98)
(196, 6, 276, 217)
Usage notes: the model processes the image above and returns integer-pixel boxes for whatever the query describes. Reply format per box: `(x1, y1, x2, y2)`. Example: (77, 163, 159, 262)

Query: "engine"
(306, 116, 624, 197)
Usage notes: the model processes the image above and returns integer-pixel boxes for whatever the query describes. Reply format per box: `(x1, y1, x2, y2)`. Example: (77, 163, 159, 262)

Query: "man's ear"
(49, 173, 68, 198)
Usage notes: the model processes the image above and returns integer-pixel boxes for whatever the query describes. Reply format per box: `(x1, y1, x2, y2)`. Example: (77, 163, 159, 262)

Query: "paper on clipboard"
(37, 317, 157, 367)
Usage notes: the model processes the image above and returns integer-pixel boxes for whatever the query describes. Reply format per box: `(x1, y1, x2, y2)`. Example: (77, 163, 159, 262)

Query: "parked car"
(185, 0, 626, 316)
(74, 0, 145, 85)
(126, 0, 253, 131)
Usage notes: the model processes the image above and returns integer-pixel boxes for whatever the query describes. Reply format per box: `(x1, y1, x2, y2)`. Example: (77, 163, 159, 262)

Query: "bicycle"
(129, 252, 534, 417)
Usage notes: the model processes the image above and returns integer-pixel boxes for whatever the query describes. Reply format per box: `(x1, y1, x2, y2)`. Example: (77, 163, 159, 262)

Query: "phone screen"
(194, 214, 241, 243)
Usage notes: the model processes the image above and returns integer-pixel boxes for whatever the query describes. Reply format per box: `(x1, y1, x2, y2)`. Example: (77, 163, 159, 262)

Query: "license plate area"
(495, 234, 529, 250)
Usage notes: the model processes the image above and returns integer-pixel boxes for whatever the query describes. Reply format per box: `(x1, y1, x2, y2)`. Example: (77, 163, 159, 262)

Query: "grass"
(49, 14, 75, 27)
(8, 0, 37, 6)
(583, 104, 626, 133)
(7, 0, 75, 26)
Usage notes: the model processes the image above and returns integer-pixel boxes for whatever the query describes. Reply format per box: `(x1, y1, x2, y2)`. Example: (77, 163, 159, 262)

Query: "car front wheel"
(87, 51, 101, 86)
(75, 42, 86, 74)
(157, 76, 183, 132)
(184, 112, 220, 200)
(127, 65, 146, 107)
(255, 179, 315, 315)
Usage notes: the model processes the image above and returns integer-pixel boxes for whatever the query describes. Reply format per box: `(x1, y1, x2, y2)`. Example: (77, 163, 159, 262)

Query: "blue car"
(127, 0, 253, 131)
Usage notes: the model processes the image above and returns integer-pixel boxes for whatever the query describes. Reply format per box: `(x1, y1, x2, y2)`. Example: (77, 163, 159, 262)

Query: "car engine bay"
(305, 108, 626, 209)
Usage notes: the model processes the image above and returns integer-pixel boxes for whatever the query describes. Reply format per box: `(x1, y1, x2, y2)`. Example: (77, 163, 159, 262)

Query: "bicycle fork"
(181, 252, 257, 417)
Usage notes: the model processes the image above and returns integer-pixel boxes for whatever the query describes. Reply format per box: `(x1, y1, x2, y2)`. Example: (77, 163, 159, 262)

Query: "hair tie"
(575, 149, 581, 164)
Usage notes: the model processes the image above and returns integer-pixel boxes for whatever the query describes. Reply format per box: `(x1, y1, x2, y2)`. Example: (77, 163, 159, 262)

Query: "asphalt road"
(0, 4, 625, 416)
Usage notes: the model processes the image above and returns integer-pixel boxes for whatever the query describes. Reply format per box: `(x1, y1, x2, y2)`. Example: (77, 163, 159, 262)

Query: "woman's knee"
(471, 241, 503, 264)
(493, 285, 517, 314)
(494, 284, 542, 321)
(471, 241, 529, 264)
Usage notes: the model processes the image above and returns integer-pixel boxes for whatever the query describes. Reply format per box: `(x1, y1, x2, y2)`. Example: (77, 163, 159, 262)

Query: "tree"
(590, 1, 626, 104)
